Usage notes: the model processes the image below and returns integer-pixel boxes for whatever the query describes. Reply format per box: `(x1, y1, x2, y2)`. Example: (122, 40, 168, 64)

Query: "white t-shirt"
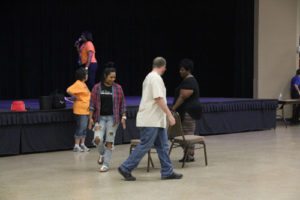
(136, 71, 167, 128)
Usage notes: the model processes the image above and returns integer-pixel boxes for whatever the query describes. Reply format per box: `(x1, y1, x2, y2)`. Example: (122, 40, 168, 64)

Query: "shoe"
(179, 156, 195, 163)
(73, 146, 83, 152)
(80, 144, 90, 152)
(161, 172, 183, 180)
(99, 165, 109, 172)
(118, 167, 136, 181)
(98, 155, 104, 165)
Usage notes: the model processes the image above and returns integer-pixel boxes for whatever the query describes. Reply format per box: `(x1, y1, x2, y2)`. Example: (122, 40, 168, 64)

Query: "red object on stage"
(11, 101, 27, 112)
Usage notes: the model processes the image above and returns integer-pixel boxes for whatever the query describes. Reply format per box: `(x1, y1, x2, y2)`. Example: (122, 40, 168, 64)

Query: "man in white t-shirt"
(118, 57, 183, 181)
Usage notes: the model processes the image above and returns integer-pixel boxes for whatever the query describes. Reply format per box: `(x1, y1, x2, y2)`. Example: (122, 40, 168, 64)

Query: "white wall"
(254, 0, 299, 117)
(254, 0, 298, 99)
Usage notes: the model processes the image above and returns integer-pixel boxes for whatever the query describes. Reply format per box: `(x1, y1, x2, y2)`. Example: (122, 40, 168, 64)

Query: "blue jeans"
(120, 127, 173, 177)
(93, 115, 119, 168)
(74, 114, 89, 139)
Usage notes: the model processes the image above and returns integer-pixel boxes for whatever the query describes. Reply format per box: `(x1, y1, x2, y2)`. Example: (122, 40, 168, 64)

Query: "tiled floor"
(0, 124, 299, 200)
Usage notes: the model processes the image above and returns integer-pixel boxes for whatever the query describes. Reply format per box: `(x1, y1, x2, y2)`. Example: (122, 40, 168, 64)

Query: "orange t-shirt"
(80, 41, 97, 65)
(67, 80, 91, 115)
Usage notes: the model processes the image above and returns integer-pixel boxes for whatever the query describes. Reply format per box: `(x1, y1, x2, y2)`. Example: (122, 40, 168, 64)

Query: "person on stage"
(118, 57, 183, 181)
(89, 63, 126, 172)
(66, 67, 91, 152)
(74, 31, 98, 90)
(171, 58, 202, 162)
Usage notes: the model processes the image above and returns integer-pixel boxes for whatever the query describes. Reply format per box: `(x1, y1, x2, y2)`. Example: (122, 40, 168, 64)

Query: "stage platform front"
(0, 97, 278, 156)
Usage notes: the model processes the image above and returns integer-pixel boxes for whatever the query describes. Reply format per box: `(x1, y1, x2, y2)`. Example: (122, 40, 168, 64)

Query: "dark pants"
(291, 92, 300, 122)
(80, 62, 98, 91)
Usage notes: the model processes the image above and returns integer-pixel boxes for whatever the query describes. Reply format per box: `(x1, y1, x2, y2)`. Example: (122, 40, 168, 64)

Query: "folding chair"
(168, 112, 208, 168)
(129, 139, 155, 172)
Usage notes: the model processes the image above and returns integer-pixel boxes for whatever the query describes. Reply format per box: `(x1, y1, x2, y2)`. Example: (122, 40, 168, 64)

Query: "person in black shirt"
(172, 59, 202, 162)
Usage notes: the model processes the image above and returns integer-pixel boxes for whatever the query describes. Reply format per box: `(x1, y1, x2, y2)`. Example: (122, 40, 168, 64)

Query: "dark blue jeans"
(81, 62, 97, 91)
(120, 127, 173, 177)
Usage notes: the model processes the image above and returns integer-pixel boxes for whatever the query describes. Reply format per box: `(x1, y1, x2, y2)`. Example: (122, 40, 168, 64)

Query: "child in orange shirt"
(67, 68, 91, 152)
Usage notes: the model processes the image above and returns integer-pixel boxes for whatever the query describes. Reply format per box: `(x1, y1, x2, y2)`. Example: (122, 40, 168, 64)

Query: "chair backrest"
(167, 112, 185, 140)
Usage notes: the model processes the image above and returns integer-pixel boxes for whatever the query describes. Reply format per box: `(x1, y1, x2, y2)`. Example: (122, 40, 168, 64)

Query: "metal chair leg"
(149, 153, 154, 168)
(169, 141, 174, 155)
(182, 146, 188, 168)
(147, 150, 155, 172)
(203, 142, 208, 166)
(147, 151, 150, 172)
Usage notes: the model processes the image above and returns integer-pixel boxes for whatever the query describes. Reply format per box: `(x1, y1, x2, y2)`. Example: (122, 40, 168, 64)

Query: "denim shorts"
(74, 114, 89, 139)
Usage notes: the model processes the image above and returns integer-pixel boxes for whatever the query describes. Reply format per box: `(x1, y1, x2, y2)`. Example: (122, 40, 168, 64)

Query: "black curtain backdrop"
(0, 0, 254, 100)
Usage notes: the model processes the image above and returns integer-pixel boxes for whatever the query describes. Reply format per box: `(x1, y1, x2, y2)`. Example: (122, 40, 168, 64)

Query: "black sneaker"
(118, 167, 136, 181)
(161, 172, 183, 180)
(179, 156, 195, 163)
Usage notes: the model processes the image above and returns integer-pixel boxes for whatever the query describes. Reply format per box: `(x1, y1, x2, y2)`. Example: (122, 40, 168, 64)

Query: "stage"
(0, 97, 278, 156)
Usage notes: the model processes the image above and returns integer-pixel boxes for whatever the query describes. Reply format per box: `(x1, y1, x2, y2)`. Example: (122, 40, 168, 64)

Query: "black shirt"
(173, 76, 202, 119)
(100, 83, 113, 115)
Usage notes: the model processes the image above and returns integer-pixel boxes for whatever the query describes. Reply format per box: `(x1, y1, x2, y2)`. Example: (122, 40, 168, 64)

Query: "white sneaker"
(80, 144, 90, 152)
(73, 146, 83, 152)
(98, 155, 104, 165)
(99, 165, 109, 172)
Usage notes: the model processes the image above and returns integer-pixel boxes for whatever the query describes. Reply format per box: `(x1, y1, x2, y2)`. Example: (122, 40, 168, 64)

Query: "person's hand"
(88, 118, 94, 130)
(167, 114, 176, 126)
(121, 118, 126, 129)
